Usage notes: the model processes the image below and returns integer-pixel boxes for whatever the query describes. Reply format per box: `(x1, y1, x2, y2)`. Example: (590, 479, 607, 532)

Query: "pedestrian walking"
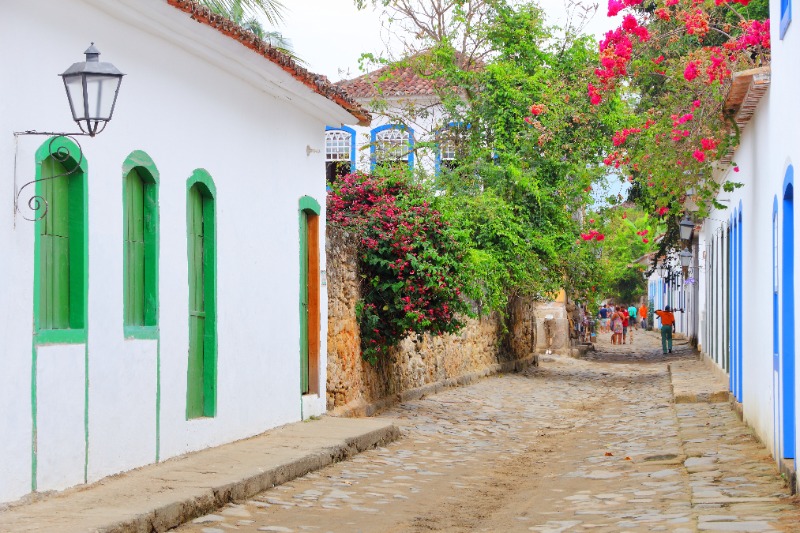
(598, 304, 609, 333)
(628, 304, 638, 330)
(639, 302, 648, 330)
(655, 305, 676, 354)
(621, 307, 630, 344)
(610, 309, 623, 345)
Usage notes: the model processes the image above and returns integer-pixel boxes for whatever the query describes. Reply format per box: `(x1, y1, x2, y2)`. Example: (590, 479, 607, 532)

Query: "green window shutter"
(124, 169, 146, 326)
(40, 157, 71, 330)
(143, 181, 159, 327)
(186, 173, 216, 420)
(187, 186, 206, 419)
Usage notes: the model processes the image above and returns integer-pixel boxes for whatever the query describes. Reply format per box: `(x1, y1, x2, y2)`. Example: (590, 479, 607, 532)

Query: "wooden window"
(186, 172, 217, 419)
(125, 169, 146, 326)
(123, 154, 159, 338)
(40, 158, 71, 330)
(35, 137, 87, 343)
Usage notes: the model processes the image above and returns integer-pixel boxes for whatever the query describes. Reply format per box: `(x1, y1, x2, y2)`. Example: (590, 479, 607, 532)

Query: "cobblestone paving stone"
(174, 330, 799, 532)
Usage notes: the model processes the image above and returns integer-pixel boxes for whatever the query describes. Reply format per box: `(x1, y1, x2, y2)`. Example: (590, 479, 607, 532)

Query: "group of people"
(596, 301, 678, 354)
(597, 303, 648, 345)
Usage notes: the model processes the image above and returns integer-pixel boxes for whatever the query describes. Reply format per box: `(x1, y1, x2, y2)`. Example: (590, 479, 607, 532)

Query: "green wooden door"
(40, 158, 70, 330)
(187, 186, 206, 418)
(124, 169, 146, 326)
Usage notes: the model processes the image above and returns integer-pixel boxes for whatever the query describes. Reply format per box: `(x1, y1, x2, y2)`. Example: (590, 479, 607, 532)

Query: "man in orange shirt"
(655, 305, 676, 354)
(638, 303, 648, 330)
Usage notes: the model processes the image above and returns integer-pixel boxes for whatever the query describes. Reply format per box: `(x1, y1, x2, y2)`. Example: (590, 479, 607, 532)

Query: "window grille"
(325, 130, 352, 161)
(375, 128, 410, 162)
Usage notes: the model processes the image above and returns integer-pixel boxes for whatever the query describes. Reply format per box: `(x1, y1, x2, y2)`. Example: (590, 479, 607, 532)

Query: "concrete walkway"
(0, 418, 399, 533)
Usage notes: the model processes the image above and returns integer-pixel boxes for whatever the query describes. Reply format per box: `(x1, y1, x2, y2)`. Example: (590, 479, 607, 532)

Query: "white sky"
(276, 0, 621, 81)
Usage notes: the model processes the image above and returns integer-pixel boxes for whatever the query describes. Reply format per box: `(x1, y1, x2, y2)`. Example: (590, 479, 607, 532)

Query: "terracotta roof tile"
(336, 52, 480, 99)
(165, 0, 371, 126)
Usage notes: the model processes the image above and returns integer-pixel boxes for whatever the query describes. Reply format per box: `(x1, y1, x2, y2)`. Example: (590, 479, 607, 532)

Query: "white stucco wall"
(0, 0, 350, 504)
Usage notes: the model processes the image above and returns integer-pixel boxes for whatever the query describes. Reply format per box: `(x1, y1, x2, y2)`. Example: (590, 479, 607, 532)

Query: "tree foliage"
(589, 0, 769, 263)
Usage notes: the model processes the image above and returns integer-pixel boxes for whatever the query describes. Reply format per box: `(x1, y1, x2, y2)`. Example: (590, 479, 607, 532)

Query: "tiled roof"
(336, 53, 480, 99)
(165, 0, 371, 126)
(719, 66, 770, 165)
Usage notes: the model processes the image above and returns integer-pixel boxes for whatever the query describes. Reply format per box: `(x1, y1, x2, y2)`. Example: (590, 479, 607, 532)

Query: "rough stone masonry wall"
(326, 226, 544, 415)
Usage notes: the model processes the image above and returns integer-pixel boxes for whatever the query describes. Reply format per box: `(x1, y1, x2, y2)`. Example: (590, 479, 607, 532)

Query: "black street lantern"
(60, 43, 124, 136)
(679, 215, 694, 241)
(679, 247, 693, 267)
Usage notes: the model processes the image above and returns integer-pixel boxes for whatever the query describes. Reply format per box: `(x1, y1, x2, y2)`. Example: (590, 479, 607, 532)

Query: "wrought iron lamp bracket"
(13, 131, 87, 223)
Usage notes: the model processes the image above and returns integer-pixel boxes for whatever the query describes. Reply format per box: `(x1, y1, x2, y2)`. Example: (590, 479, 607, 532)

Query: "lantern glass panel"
(63, 74, 87, 121)
(86, 75, 121, 120)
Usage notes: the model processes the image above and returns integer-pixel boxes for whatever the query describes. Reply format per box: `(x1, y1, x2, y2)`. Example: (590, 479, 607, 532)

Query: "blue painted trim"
(730, 212, 737, 396)
(370, 124, 415, 171)
(326, 125, 356, 173)
(781, 169, 796, 459)
(774, 196, 780, 373)
(737, 209, 743, 402)
(781, 0, 792, 39)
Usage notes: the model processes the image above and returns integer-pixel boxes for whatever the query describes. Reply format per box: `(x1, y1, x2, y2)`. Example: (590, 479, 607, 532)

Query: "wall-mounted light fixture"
(14, 44, 124, 222)
(679, 247, 693, 268)
(679, 215, 694, 241)
(60, 43, 125, 136)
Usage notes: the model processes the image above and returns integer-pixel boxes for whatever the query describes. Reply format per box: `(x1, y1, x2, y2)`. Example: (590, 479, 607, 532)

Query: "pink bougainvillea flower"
(588, 83, 602, 105)
(684, 61, 700, 81)
(589, 218, 595, 223)
(658, 206, 669, 216)
(595, 233, 606, 241)
(701, 137, 719, 150)
(733, 166, 740, 172)
(608, 0, 625, 16)
(642, 237, 650, 243)
(693, 99, 701, 108)
(523, 116, 533, 124)
(692, 150, 706, 162)
(529, 104, 546, 115)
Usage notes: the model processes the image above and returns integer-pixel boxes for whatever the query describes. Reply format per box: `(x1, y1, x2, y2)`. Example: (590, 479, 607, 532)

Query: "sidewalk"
(0, 417, 399, 533)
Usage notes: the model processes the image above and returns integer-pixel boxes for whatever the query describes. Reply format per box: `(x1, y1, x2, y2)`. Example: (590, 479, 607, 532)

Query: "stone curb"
(102, 424, 401, 533)
(330, 354, 539, 418)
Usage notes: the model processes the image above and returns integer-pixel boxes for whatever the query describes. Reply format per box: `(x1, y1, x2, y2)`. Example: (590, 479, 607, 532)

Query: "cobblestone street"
(175, 331, 800, 532)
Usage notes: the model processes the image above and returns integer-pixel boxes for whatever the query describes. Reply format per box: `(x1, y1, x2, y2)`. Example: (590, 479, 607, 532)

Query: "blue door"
(781, 176, 796, 460)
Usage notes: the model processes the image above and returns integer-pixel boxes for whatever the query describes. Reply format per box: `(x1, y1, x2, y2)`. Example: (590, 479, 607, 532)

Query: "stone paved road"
(174, 331, 799, 532)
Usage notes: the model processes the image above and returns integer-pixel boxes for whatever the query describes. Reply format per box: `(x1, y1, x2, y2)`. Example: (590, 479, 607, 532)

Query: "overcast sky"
(277, 0, 621, 81)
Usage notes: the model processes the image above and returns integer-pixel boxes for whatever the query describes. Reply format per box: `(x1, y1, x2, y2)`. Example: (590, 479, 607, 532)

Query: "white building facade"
(0, 0, 368, 504)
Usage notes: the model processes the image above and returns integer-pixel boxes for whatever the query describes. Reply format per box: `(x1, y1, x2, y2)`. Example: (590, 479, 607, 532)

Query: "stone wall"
(326, 227, 565, 414)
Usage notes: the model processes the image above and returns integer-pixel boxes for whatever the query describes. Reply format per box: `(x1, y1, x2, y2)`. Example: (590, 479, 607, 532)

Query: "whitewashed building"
(0, 0, 369, 504)
(649, 0, 798, 490)
(324, 57, 471, 182)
